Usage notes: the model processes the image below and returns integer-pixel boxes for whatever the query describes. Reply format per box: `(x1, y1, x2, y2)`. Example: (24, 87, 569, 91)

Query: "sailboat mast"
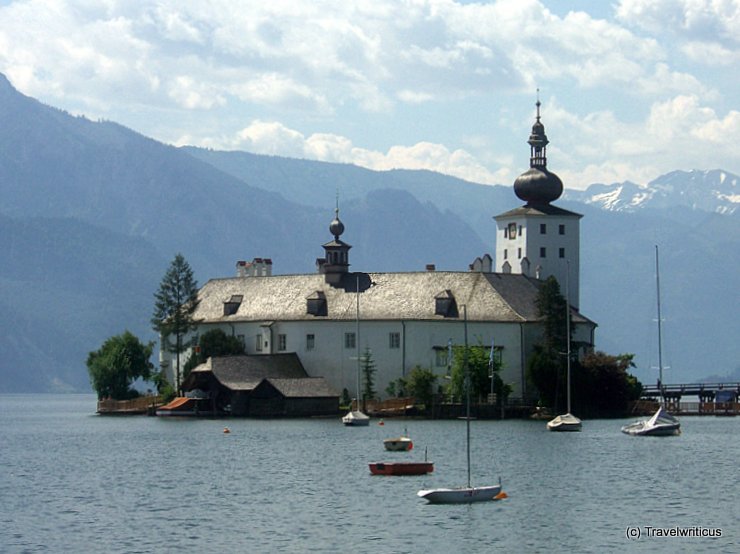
(565, 261, 571, 414)
(655, 245, 664, 398)
(356, 273, 361, 409)
(463, 304, 471, 489)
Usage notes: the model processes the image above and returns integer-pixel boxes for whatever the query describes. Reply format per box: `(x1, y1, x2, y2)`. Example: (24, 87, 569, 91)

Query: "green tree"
(449, 343, 502, 402)
(87, 331, 154, 400)
(360, 346, 377, 405)
(573, 352, 643, 417)
(151, 253, 199, 394)
(527, 276, 570, 409)
(183, 328, 245, 376)
(405, 366, 437, 408)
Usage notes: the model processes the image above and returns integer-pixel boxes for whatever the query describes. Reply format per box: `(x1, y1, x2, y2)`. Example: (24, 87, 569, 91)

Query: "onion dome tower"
(318, 205, 352, 285)
(513, 98, 563, 206)
(493, 96, 582, 308)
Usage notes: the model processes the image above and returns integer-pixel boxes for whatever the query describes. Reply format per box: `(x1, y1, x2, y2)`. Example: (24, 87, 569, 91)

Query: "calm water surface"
(1, 394, 737, 553)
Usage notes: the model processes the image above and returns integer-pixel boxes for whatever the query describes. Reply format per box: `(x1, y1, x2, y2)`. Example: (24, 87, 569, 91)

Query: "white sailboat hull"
(418, 484, 503, 504)
(547, 413, 582, 432)
(621, 407, 680, 436)
(342, 410, 370, 426)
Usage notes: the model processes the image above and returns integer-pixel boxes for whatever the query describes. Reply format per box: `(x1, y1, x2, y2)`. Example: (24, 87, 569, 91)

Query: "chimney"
(237, 257, 273, 277)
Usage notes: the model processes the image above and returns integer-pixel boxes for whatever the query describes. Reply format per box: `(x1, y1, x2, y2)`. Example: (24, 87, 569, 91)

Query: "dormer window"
(306, 291, 328, 316)
(223, 295, 243, 316)
(435, 290, 458, 318)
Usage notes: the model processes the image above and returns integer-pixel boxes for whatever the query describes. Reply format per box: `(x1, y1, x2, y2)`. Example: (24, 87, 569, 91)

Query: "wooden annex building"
(181, 354, 339, 417)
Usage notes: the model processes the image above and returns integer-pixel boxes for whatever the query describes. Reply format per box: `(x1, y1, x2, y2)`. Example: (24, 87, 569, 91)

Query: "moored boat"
(342, 409, 370, 426)
(621, 246, 680, 437)
(621, 406, 680, 436)
(418, 484, 504, 504)
(547, 412, 582, 432)
(383, 430, 413, 451)
(369, 461, 433, 476)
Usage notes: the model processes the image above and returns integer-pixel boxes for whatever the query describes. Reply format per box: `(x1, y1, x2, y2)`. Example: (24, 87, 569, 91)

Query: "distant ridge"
(0, 73, 737, 391)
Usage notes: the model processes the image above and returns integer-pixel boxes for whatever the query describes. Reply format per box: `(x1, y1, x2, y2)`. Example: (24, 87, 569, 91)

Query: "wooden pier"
(639, 382, 740, 416)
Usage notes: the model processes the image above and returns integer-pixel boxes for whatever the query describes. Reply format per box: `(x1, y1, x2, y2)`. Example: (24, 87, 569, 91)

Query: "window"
(223, 295, 243, 316)
(540, 223, 547, 234)
(255, 335, 263, 352)
(435, 348, 449, 368)
(389, 332, 400, 349)
(344, 332, 356, 349)
(503, 249, 508, 260)
(504, 227, 508, 238)
(540, 247, 547, 258)
(519, 225, 523, 235)
(559, 248, 565, 258)
(507, 222, 517, 239)
(517, 247, 522, 259)
(306, 334, 315, 351)
(559, 224, 565, 235)
(278, 334, 287, 351)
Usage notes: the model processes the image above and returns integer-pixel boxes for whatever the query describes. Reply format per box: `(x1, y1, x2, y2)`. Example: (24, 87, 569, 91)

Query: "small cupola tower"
(317, 206, 352, 286)
(494, 96, 583, 308)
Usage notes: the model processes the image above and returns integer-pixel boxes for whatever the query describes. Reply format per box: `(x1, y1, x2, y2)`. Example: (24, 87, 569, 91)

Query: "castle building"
(160, 104, 596, 403)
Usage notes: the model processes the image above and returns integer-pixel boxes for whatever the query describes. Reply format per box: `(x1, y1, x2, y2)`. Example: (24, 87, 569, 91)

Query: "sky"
(1, 0, 738, 190)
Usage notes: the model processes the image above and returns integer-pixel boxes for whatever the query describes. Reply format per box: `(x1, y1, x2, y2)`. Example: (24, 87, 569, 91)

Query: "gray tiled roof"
(189, 354, 309, 391)
(265, 378, 338, 398)
(495, 204, 582, 218)
(192, 270, 583, 324)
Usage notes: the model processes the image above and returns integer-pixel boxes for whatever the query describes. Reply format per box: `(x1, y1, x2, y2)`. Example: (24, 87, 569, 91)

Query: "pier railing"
(97, 395, 163, 415)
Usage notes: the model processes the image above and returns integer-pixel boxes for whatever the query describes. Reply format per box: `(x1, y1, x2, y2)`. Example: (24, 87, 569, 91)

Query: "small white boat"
(417, 306, 506, 504)
(621, 406, 680, 436)
(342, 410, 370, 426)
(547, 263, 582, 432)
(418, 483, 504, 504)
(546, 412, 582, 432)
(384, 428, 413, 451)
(621, 246, 680, 438)
(383, 436, 413, 451)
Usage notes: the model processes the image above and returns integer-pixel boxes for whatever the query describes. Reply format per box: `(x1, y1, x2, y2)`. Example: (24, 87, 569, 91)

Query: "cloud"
(193, 119, 503, 184)
(0, 0, 737, 190)
(616, 0, 740, 44)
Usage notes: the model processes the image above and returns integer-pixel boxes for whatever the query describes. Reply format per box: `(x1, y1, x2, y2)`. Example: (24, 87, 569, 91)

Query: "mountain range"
(1, 73, 737, 392)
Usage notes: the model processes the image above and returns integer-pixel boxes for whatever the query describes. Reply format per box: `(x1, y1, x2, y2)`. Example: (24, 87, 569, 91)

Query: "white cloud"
(0, 0, 737, 189)
(616, 0, 740, 43)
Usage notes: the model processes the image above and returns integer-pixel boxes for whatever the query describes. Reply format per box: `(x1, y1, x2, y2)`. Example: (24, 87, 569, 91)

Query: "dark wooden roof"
(182, 354, 339, 398)
(260, 378, 338, 398)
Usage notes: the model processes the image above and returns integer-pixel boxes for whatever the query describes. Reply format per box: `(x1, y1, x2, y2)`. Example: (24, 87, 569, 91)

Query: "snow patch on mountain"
(564, 169, 738, 214)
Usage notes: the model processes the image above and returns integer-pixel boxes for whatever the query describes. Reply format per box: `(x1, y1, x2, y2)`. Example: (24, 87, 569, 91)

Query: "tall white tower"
(494, 99, 582, 308)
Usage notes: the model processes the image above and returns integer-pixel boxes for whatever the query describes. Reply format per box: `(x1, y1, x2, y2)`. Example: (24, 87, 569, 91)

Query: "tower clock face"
(508, 222, 517, 239)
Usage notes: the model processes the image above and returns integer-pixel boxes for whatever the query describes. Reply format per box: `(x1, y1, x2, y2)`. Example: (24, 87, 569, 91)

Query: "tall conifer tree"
(151, 253, 199, 393)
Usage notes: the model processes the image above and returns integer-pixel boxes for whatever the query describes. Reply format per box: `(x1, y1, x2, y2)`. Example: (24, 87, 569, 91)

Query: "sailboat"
(418, 305, 506, 503)
(547, 262, 582, 432)
(621, 246, 680, 437)
(342, 273, 370, 426)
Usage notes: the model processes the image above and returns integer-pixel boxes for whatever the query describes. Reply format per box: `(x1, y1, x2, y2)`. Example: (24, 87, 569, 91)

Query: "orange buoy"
(223, 427, 231, 434)
(494, 491, 508, 501)
(378, 419, 384, 426)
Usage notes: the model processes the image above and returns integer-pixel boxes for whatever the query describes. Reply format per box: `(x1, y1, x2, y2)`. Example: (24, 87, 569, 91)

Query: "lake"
(0, 394, 736, 553)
